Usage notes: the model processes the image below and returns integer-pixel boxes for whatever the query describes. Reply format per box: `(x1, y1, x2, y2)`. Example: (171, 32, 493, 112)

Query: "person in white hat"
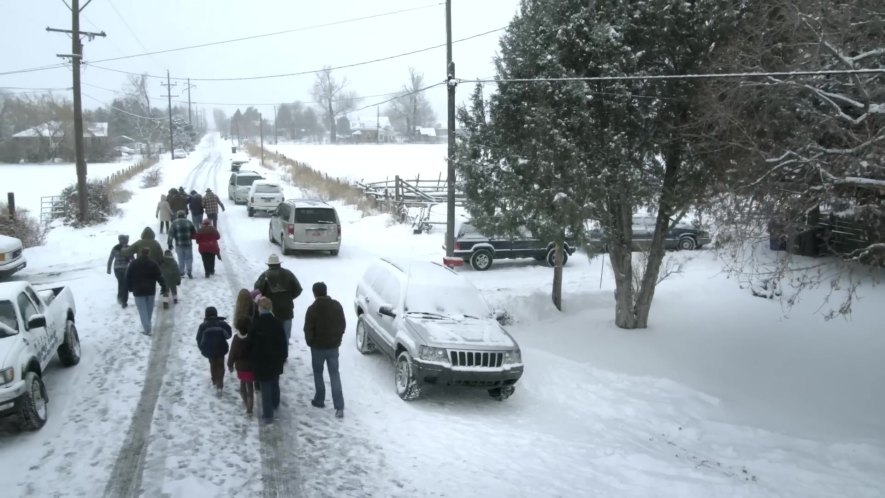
(253, 253, 303, 342)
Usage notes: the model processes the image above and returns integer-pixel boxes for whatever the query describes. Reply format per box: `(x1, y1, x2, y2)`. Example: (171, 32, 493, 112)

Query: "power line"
(0, 63, 70, 77)
(85, 27, 506, 82)
(353, 81, 447, 113)
(106, 0, 165, 72)
(86, 3, 443, 65)
(82, 92, 165, 121)
(461, 68, 885, 84)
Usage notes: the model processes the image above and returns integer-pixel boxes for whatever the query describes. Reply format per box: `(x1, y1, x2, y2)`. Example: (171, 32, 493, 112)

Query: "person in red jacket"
(193, 219, 221, 278)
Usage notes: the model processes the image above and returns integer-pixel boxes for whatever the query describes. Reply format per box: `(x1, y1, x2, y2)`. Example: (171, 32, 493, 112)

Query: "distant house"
(11, 121, 110, 161)
(415, 126, 440, 143)
(348, 114, 395, 143)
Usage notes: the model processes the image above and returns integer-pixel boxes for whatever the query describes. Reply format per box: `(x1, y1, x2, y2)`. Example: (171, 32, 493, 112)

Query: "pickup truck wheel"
(678, 236, 697, 251)
(395, 351, 422, 401)
(355, 316, 376, 354)
(469, 249, 493, 271)
(546, 248, 569, 267)
(19, 372, 48, 430)
(57, 320, 81, 367)
(488, 386, 515, 401)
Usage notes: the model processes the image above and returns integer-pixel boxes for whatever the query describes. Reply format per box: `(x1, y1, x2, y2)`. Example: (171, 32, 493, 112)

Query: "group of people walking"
(196, 254, 347, 423)
(156, 186, 226, 232)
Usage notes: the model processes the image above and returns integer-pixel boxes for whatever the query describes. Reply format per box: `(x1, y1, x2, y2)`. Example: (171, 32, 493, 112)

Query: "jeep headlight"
(0, 367, 14, 386)
(503, 349, 522, 365)
(418, 346, 449, 363)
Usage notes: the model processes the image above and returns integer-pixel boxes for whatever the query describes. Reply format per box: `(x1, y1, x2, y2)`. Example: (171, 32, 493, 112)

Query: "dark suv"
(450, 221, 576, 271)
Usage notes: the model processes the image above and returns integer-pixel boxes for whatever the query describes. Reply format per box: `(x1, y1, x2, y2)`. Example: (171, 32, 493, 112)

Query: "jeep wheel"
(678, 237, 697, 251)
(247, 207, 254, 217)
(488, 386, 515, 401)
(469, 249, 493, 271)
(355, 316, 376, 354)
(546, 248, 569, 267)
(57, 319, 81, 367)
(20, 372, 48, 430)
(395, 351, 422, 401)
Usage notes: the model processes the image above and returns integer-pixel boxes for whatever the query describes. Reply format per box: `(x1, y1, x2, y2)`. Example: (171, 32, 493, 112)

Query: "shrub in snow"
(0, 204, 46, 247)
(140, 167, 163, 188)
(59, 180, 118, 227)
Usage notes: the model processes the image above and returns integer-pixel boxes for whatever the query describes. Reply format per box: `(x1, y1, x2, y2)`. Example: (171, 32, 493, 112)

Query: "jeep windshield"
(0, 300, 18, 337)
(404, 283, 491, 319)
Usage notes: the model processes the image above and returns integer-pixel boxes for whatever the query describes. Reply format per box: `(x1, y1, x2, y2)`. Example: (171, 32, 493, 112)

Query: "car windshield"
(0, 301, 18, 337)
(295, 208, 337, 224)
(236, 176, 262, 186)
(254, 185, 280, 194)
(404, 282, 491, 319)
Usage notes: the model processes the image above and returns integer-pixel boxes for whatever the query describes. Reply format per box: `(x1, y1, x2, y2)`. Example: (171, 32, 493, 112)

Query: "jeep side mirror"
(493, 309, 508, 324)
(27, 314, 46, 329)
(378, 305, 397, 318)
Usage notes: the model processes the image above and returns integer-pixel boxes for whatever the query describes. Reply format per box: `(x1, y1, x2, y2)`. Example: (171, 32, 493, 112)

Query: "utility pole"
(376, 105, 381, 144)
(47, 0, 105, 223)
(259, 112, 264, 166)
(273, 105, 278, 145)
(161, 70, 177, 159)
(185, 78, 196, 125)
(445, 0, 457, 259)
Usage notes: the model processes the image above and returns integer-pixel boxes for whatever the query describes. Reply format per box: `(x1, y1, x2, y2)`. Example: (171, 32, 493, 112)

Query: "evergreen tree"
(456, 0, 742, 326)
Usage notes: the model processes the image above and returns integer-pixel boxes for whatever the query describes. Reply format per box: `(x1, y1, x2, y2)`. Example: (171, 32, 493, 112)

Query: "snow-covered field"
(0, 158, 143, 216)
(0, 134, 882, 497)
(269, 142, 447, 184)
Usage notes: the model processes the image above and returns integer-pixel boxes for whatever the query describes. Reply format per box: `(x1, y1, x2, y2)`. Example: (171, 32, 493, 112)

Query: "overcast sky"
(1, 0, 522, 126)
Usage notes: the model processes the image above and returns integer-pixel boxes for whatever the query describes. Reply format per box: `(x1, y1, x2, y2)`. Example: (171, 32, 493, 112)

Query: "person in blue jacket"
(196, 306, 233, 394)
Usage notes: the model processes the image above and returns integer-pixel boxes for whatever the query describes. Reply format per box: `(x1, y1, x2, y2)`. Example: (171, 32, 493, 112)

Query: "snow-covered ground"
(0, 133, 882, 497)
(1, 157, 144, 216)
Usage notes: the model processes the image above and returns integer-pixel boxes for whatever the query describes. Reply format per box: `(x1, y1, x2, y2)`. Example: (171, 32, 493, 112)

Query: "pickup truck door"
(16, 292, 53, 368)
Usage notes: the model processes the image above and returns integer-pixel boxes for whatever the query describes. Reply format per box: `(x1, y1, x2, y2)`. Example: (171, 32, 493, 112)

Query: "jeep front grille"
(450, 351, 503, 368)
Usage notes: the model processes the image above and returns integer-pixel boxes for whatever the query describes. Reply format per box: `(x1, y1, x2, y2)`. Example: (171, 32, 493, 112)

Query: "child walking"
(196, 306, 232, 394)
(159, 249, 182, 309)
(228, 289, 257, 414)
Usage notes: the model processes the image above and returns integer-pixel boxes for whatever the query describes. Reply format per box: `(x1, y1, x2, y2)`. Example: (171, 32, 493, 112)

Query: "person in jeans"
(303, 282, 347, 418)
(126, 248, 166, 336)
(201, 188, 225, 227)
(249, 297, 287, 424)
(196, 306, 232, 395)
(193, 219, 221, 278)
(188, 189, 204, 227)
(106, 234, 133, 308)
(253, 254, 302, 343)
(167, 210, 197, 279)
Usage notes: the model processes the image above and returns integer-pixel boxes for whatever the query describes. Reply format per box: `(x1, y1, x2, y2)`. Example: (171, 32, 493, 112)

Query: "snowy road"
(0, 133, 882, 497)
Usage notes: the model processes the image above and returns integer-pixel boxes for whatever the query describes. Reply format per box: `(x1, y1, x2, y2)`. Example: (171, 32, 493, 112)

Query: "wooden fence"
(355, 174, 466, 233)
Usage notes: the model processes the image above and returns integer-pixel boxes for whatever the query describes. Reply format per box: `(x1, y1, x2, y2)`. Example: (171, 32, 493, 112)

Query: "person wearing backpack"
(196, 306, 233, 395)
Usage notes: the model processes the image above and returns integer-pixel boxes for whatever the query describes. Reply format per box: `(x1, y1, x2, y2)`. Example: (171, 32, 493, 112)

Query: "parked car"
(172, 148, 188, 159)
(227, 170, 264, 204)
(449, 221, 576, 271)
(268, 199, 341, 256)
(588, 216, 711, 251)
(247, 180, 284, 217)
(0, 235, 26, 279)
(354, 259, 523, 401)
(0, 281, 80, 430)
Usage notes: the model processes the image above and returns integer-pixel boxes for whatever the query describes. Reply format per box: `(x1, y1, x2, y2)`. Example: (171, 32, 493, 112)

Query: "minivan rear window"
(295, 208, 337, 224)
(237, 175, 262, 186)
(254, 185, 280, 194)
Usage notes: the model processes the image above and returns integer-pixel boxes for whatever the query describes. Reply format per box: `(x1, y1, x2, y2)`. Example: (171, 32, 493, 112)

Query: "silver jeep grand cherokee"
(354, 258, 523, 401)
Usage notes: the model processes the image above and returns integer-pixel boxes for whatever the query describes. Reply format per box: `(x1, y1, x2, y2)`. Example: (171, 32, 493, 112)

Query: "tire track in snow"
(102, 302, 177, 498)
(210, 154, 306, 497)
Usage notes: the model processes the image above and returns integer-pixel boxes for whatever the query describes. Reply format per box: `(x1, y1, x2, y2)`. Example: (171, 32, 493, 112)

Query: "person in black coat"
(303, 282, 347, 417)
(126, 248, 166, 336)
(196, 306, 233, 393)
(250, 297, 288, 423)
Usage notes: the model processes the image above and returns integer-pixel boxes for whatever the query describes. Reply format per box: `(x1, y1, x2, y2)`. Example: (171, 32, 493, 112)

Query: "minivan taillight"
(287, 224, 294, 236)
(337, 225, 341, 239)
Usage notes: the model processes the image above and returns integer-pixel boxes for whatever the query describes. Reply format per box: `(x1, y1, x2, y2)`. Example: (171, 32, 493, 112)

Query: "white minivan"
(247, 180, 284, 217)
(228, 170, 264, 204)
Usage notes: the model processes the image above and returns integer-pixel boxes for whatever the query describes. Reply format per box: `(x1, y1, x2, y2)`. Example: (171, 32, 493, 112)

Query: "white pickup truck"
(0, 234, 27, 278)
(0, 281, 80, 430)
